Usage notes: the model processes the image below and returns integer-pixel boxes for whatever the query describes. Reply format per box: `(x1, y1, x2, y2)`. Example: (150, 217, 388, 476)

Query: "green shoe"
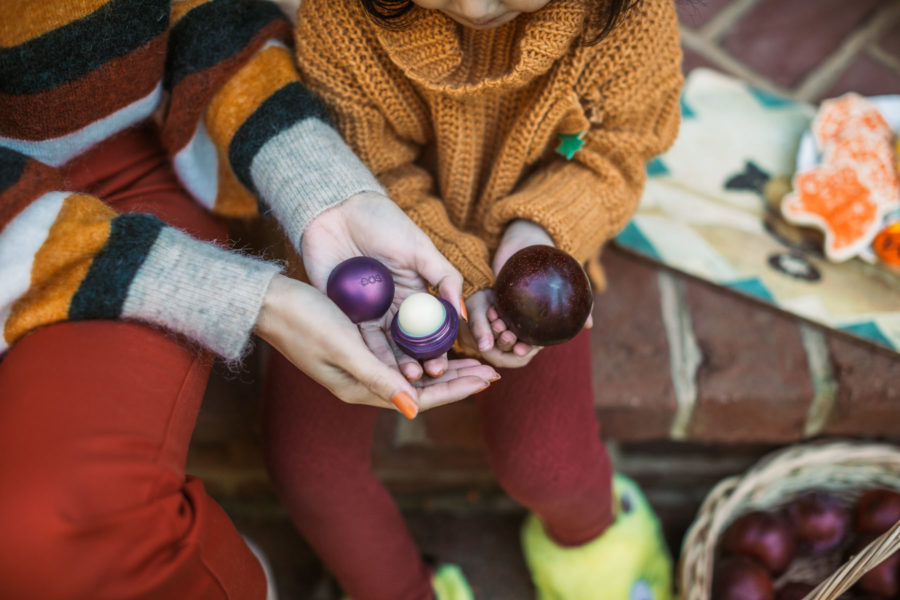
(342, 563, 473, 600)
(432, 564, 474, 600)
(521, 473, 673, 600)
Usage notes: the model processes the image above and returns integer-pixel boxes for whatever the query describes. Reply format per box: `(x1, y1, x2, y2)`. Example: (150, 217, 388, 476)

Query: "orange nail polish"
(459, 297, 468, 322)
(392, 392, 418, 419)
(489, 375, 501, 383)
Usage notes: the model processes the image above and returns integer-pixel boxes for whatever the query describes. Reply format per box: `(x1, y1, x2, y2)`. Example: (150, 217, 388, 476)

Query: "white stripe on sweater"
(0, 83, 162, 167)
(0, 191, 69, 350)
(172, 119, 218, 210)
(169, 41, 286, 211)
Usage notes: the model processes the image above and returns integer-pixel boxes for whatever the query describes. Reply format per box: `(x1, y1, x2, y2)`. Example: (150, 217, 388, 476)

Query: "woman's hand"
(255, 275, 499, 417)
(301, 191, 472, 380)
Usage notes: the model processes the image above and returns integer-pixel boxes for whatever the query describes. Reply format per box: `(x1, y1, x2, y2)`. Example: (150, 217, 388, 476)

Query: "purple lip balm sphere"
(326, 257, 395, 323)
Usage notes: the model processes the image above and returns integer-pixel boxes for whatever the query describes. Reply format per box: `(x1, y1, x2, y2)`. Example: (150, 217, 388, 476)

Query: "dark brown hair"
(358, 0, 641, 45)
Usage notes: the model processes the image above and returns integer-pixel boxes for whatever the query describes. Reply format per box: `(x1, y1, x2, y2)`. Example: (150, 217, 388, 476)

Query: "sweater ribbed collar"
(375, 0, 586, 96)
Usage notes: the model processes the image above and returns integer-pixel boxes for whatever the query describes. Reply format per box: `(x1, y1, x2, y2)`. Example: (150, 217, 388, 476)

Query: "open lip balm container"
(390, 293, 459, 361)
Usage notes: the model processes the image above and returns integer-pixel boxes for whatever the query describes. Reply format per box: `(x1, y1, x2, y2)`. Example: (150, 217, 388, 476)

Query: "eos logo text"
(360, 274, 384, 286)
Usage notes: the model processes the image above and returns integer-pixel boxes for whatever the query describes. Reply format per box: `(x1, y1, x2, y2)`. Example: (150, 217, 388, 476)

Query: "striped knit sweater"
(293, 0, 683, 296)
(0, 0, 383, 361)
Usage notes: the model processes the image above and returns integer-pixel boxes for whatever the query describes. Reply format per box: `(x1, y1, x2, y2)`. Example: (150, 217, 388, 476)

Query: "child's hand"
(474, 220, 552, 368)
(459, 289, 542, 369)
(465, 220, 593, 369)
(491, 219, 557, 275)
(459, 220, 554, 368)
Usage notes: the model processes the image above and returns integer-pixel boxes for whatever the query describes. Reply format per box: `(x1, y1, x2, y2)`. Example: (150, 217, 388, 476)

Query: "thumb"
(412, 235, 466, 321)
(344, 345, 421, 419)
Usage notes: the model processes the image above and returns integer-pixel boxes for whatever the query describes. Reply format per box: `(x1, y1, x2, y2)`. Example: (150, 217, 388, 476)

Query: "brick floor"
(191, 0, 900, 596)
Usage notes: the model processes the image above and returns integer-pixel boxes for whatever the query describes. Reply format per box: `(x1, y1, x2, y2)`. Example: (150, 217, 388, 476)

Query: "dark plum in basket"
(722, 511, 797, 575)
(787, 493, 850, 556)
(713, 556, 774, 600)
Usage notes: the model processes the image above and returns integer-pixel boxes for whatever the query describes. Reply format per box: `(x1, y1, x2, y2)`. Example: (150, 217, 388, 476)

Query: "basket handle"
(805, 518, 900, 600)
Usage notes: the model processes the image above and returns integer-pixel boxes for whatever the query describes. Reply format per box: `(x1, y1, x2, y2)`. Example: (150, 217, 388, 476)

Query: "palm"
(302, 193, 463, 382)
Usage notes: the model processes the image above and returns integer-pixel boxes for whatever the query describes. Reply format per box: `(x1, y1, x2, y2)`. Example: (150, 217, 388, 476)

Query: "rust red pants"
(263, 329, 613, 600)
(0, 125, 266, 599)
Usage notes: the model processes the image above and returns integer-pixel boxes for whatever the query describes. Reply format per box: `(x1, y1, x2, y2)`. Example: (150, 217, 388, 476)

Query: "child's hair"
(358, 0, 640, 45)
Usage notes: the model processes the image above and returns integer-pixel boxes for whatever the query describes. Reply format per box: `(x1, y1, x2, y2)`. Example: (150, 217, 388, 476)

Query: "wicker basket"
(679, 440, 900, 600)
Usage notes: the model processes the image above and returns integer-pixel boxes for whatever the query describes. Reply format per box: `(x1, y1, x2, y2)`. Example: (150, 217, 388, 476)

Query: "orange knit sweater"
(294, 0, 683, 296)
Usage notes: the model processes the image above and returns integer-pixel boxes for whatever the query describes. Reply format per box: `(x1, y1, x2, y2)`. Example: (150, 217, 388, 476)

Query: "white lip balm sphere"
(397, 293, 446, 337)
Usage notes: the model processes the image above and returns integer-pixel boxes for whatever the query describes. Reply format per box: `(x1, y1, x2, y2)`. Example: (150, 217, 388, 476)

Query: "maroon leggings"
(263, 330, 613, 600)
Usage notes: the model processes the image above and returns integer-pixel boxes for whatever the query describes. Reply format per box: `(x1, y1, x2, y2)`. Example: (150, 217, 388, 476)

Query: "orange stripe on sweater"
(202, 43, 300, 216)
(160, 20, 290, 154)
(205, 44, 299, 151)
(214, 155, 259, 217)
(4, 194, 115, 345)
(0, 0, 110, 46)
(170, 0, 212, 25)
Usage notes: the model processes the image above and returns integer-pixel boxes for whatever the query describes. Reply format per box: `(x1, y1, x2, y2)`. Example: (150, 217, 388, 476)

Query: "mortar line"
(868, 45, 900, 75)
(680, 28, 793, 97)
(793, 2, 900, 101)
(659, 271, 703, 440)
(800, 324, 837, 437)
(700, 0, 762, 42)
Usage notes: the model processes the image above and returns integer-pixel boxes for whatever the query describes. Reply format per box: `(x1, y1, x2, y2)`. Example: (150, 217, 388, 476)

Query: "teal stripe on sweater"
(165, 0, 287, 89)
(0, 0, 168, 95)
(69, 214, 164, 320)
(229, 82, 330, 195)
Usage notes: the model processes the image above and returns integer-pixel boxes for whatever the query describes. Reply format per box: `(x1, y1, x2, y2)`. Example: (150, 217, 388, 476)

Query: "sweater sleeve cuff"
(122, 227, 282, 362)
(250, 118, 385, 252)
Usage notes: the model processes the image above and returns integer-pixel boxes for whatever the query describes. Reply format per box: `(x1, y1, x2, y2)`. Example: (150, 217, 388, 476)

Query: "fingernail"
(475, 385, 490, 394)
(489, 375, 501, 383)
(431, 369, 445, 378)
(459, 297, 468, 322)
(392, 392, 418, 419)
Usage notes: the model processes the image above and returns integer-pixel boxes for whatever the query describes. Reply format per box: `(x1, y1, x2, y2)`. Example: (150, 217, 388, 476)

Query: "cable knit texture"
(293, 0, 683, 295)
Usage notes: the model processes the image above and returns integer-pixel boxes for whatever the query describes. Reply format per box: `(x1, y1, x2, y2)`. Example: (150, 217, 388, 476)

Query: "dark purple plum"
(854, 489, 900, 535)
(722, 511, 796, 574)
(712, 556, 774, 600)
(493, 246, 592, 346)
(786, 493, 850, 556)
(775, 582, 815, 600)
(848, 534, 900, 598)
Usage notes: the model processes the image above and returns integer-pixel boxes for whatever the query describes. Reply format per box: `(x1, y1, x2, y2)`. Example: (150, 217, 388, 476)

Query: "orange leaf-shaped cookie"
(782, 165, 882, 262)
(813, 93, 893, 148)
(824, 132, 900, 209)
